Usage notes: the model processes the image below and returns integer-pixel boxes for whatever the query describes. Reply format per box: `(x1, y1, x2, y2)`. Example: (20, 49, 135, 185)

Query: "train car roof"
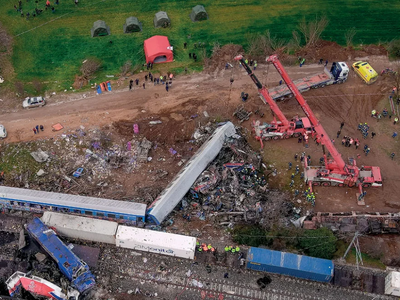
(0, 186, 146, 216)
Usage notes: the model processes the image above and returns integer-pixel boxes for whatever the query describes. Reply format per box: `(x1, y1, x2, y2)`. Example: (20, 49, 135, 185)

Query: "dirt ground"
(0, 49, 399, 212)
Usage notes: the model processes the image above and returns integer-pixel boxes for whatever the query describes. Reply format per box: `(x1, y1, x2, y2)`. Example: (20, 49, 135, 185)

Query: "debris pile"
(177, 134, 293, 229)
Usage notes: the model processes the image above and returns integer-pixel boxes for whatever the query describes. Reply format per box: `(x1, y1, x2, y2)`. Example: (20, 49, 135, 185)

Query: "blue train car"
(0, 186, 146, 225)
(26, 218, 96, 293)
(246, 247, 334, 283)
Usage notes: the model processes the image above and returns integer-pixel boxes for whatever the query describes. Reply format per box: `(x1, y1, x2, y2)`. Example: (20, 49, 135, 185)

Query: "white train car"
(116, 225, 196, 259)
(41, 211, 118, 244)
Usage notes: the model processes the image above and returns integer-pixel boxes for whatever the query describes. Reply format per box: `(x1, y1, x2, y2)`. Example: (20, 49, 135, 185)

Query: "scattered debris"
(30, 149, 50, 163)
(233, 105, 252, 123)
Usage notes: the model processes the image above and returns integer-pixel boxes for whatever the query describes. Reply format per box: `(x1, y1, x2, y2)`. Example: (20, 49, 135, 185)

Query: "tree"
(345, 28, 357, 49)
(299, 227, 337, 259)
(297, 16, 329, 47)
(388, 39, 400, 59)
(80, 58, 101, 80)
(232, 225, 268, 247)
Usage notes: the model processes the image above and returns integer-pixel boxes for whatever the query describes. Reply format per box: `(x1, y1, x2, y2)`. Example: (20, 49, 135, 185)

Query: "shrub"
(299, 227, 337, 259)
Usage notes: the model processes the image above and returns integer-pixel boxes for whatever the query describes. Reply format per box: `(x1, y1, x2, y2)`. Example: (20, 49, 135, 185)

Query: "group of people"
(14, 0, 59, 20)
(129, 72, 173, 92)
(33, 125, 44, 134)
(371, 108, 399, 124)
(304, 188, 315, 206)
(239, 58, 258, 70)
(357, 122, 371, 139)
(196, 242, 216, 253)
(341, 136, 360, 149)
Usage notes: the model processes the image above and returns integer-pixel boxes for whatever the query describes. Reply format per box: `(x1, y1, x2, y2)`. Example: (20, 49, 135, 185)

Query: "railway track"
(101, 248, 389, 300)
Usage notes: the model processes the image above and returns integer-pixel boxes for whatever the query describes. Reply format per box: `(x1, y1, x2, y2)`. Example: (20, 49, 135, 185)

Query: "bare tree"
(264, 30, 287, 52)
(288, 30, 302, 52)
(120, 60, 132, 76)
(297, 16, 329, 47)
(345, 28, 357, 49)
(80, 58, 102, 80)
(245, 33, 263, 57)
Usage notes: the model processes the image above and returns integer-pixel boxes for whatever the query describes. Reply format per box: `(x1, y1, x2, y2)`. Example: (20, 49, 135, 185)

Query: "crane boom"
(235, 55, 289, 127)
(267, 55, 347, 172)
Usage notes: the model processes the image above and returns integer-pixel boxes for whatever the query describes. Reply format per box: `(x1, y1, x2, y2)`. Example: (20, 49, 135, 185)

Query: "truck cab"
(330, 62, 349, 81)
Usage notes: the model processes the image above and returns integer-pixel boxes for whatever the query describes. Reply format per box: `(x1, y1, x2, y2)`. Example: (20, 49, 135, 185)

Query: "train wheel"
(322, 182, 331, 187)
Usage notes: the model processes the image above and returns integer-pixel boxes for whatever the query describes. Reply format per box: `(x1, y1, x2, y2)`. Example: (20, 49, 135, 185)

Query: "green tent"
(190, 5, 208, 22)
(91, 20, 111, 37)
(154, 11, 171, 28)
(124, 16, 142, 33)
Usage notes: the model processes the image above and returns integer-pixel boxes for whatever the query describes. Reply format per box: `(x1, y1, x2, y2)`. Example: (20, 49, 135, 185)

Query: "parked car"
(0, 125, 6, 139)
(23, 96, 45, 108)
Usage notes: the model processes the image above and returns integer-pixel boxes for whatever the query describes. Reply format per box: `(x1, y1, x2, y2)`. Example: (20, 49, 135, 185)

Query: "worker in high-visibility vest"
(196, 241, 200, 246)
(198, 247, 202, 252)
(371, 110, 376, 117)
(224, 246, 229, 252)
(235, 246, 240, 252)
(231, 248, 236, 254)
(203, 245, 208, 252)
(207, 244, 212, 250)
(228, 246, 232, 251)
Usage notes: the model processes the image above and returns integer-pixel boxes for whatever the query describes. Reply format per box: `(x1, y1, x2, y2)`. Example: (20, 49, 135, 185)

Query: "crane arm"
(234, 55, 289, 127)
(267, 55, 347, 171)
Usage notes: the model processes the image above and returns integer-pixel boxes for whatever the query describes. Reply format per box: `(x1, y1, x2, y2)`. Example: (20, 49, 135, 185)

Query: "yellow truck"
(352, 61, 378, 84)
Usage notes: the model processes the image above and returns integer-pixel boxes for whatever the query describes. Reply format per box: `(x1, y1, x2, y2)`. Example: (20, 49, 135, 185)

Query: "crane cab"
(330, 62, 349, 81)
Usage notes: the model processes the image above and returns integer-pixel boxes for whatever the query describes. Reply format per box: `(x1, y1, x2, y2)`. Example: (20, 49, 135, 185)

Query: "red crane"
(234, 55, 312, 148)
(266, 54, 382, 195)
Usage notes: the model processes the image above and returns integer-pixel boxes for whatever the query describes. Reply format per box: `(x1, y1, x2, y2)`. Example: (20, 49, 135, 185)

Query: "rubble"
(30, 149, 49, 163)
(233, 105, 252, 123)
(175, 132, 293, 229)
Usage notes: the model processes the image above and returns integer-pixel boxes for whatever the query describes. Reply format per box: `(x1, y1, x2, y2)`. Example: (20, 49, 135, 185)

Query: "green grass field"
(1, 0, 400, 89)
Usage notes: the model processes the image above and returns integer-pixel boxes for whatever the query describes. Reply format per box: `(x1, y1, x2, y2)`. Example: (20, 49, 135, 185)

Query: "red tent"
(144, 35, 173, 64)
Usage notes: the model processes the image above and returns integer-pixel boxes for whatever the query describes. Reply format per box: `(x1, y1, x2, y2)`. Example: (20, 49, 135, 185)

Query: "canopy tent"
(91, 20, 110, 37)
(123, 16, 142, 33)
(144, 36, 173, 64)
(154, 11, 171, 28)
(190, 5, 208, 22)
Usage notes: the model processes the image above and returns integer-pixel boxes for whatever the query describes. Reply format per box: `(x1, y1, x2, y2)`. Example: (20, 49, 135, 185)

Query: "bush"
(388, 39, 400, 59)
(299, 227, 337, 259)
(232, 225, 267, 247)
(80, 58, 102, 80)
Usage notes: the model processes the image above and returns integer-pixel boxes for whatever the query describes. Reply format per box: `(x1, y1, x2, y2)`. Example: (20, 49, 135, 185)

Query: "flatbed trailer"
(268, 63, 349, 100)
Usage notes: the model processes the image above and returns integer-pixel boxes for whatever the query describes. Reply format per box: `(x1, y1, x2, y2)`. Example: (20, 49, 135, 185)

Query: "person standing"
(324, 60, 328, 67)
(129, 79, 133, 91)
(166, 83, 169, 92)
(336, 130, 341, 138)
(254, 61, 257, 70)
(33, 128, 37, 134)
(184, 42, 187, 49)
(340, 122, 344, 130)
(74, 0, 78, 5)
(391, 152, 395, 160)
(142, 83, 145, 89)
(35, 125, 39, 133)
(135, 78, 139, 86)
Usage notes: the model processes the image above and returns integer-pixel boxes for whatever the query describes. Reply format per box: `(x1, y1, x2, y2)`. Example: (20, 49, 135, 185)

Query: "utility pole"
(343, 231, 363, 269)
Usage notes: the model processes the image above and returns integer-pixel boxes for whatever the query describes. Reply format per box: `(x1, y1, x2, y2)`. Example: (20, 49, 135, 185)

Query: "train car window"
(18, 202, 24, 206)
(84, 211, 93, 216)
(119, 215, 125, 220)
(10, 201, 14, 205)
(73, 209, 80, 214)
(108, 214, 116, 219)
(97, 212, 104, 217)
